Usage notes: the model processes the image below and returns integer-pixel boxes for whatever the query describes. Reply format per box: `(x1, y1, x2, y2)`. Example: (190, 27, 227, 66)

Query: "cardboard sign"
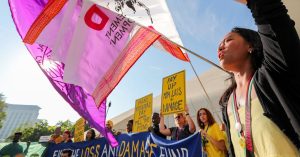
(133, 94, 153, 133)
(74, 118, 85, 142)
(161, 70, 186, 115)
(38, 136, 51, 142)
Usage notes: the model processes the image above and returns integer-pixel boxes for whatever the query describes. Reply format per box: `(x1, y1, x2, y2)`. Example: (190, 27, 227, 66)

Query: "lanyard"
(203, 125, 209, 139)
(202, 125, 210, 151)
(205, 125, 209, 132)
(231, 75, 254, 155)
(202, 125, 209, 139)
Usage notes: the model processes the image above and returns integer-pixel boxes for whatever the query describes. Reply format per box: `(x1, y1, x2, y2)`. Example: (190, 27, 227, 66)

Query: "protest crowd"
(1, 0, 300, 156)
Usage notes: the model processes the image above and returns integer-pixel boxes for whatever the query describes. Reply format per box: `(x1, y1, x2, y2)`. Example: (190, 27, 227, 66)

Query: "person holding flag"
(218, 0, 300, 156)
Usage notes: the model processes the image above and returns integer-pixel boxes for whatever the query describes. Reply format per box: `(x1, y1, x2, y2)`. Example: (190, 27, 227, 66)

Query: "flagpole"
(135, 23, 230, 75)
(104, 0, 225, 73)
(178, 44, 230, 74)
(188, 60, 222, 122)
(134, 23, 226, 121)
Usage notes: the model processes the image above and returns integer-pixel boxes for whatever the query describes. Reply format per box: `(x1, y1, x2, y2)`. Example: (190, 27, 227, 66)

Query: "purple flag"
(8, 0, 118, 146)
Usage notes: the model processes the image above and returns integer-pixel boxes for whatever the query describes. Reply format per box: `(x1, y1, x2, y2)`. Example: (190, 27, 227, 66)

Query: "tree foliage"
(6, 120, 75, 142)
(0, 93, 7, 129)
(56, 120, 75, 133)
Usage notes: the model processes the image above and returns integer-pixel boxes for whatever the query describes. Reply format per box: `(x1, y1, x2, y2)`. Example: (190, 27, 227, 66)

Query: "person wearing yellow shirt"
(197, 108, 227, 157)
(49, 127, 63, 144)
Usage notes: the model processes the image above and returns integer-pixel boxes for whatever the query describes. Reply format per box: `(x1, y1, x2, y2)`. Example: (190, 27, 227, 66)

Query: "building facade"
(0, 104, 40, 141)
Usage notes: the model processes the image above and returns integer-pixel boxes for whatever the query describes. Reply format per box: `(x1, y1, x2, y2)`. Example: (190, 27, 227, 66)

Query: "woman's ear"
(248, 46, 253, 54)
(249, 49, 253, 54)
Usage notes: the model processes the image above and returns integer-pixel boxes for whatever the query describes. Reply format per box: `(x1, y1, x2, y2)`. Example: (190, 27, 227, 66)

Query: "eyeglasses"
(175, 115, 181, 120)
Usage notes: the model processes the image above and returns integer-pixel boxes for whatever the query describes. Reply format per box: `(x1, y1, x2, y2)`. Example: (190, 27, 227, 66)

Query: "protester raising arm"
(159, 113, 171, 136)
(159, 105, 196, 141)
(218, 0, 300, 156)
(184, 105, 196, 133)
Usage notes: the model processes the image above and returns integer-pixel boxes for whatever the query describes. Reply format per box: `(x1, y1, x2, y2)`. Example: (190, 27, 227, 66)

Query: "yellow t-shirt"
(51, 135, 63, 144)
(229, 98, 300, 157)
(204, 123, 226, 157)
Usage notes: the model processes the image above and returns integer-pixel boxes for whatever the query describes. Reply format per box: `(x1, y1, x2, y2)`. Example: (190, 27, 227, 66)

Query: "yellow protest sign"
(161, 70, 186, 115)
(133, 94, 153, 133)
(74, 118, 85, 142)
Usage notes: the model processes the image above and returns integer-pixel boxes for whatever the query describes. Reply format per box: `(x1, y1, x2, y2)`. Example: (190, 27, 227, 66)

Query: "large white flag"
(96, 0, 190, 61)
(95, 0, 183, 45)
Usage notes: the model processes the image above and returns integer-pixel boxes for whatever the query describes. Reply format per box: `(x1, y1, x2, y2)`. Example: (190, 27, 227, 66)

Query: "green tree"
(55, 120, 74, 133)
(0, 93, 7, 129)
(23, 120, 55, 142)
(6, 120, 75, 142)
(6, 120, 54, 142)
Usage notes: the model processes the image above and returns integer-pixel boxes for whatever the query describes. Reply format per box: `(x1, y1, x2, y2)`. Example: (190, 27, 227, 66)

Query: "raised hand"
(185, 104, 189, 113)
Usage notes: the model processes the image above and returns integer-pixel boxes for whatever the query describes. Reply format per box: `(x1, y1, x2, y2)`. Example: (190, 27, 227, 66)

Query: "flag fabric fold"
(9, 0, 118, 146)
(97, 0, 190, 62)
(148, 26, 190, 62)
(25, 0, 161, 106)
(9, 0, 189, 147)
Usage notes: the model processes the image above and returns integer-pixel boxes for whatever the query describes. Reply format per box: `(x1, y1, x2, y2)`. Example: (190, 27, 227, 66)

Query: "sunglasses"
(175, 115, 182, 120)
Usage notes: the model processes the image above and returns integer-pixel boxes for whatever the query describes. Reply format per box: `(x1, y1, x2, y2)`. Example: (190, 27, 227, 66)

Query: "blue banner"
(46, 132, 202, 157)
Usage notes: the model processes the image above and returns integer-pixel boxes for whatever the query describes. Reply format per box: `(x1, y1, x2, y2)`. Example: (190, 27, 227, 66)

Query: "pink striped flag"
(9, 0, 189, 146)
(9, 0, 120, 147)
(24, 0, 161, 106)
